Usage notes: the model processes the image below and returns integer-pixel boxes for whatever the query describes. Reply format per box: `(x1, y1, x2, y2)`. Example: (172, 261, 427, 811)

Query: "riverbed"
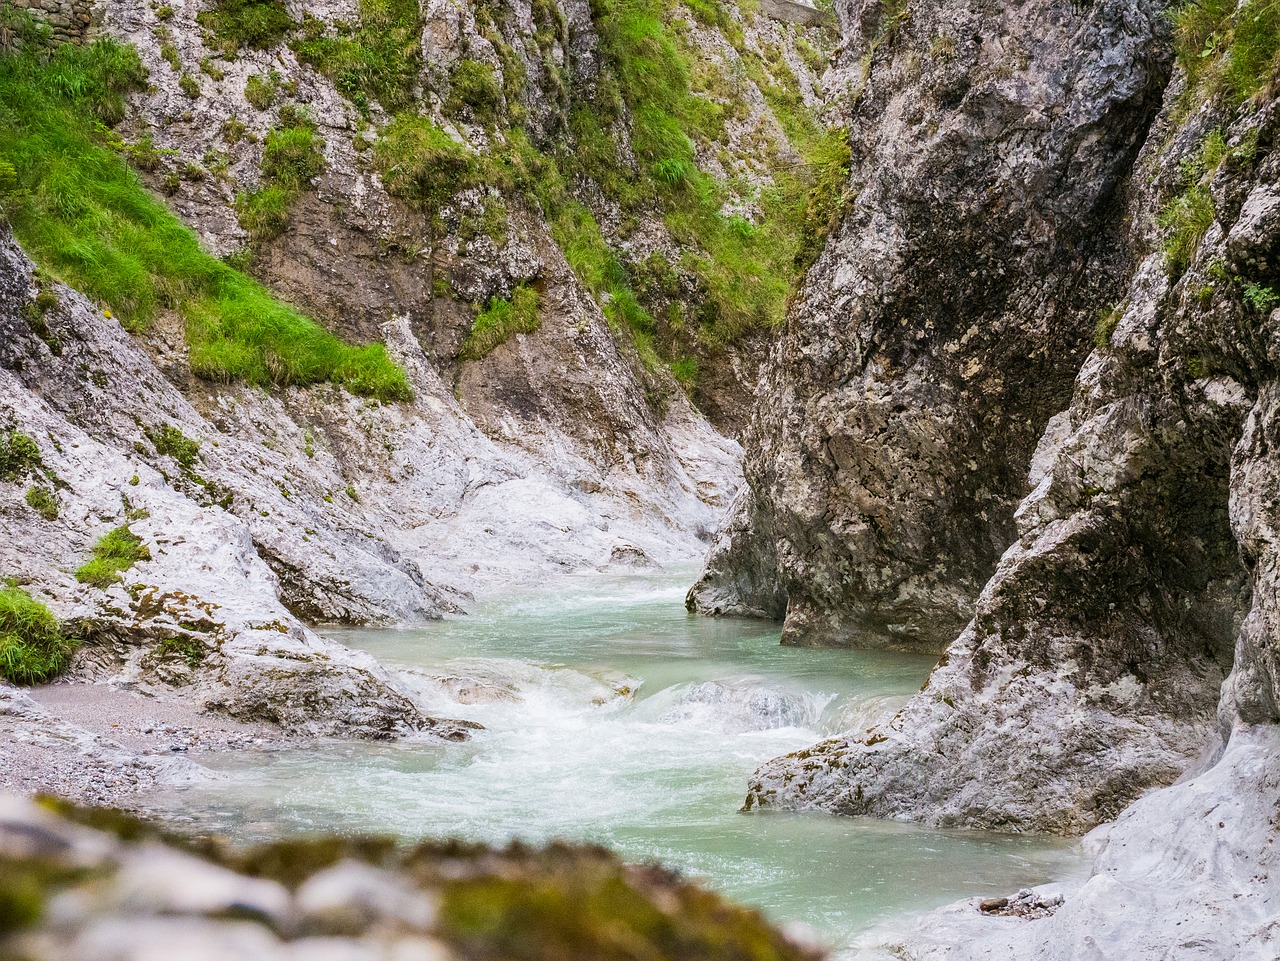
(141, 570, 1085, 957)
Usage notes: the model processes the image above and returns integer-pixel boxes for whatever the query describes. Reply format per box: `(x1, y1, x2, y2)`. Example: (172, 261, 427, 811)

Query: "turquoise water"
(145, 571, 1084, 956)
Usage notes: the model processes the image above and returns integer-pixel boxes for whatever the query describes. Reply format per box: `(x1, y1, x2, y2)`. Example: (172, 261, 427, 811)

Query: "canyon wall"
(718, 0, 1280, 952)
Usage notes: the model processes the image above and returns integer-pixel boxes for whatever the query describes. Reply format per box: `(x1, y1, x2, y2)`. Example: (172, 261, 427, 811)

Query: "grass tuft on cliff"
(74, 525, 151, 589)
(1174, 0, 1280, 104)
(293, 0, 423, 114)
(0, 583, 77, 685)
(461, 284, 541, 359)
(0, 19, 412, 402)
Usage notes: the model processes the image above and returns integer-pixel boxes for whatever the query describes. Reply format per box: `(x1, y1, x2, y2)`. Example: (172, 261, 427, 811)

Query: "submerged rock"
(662, 681, 825, 732)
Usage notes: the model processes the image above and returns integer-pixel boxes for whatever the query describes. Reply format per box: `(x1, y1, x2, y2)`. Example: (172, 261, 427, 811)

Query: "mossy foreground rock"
(0, 795, 823, 961)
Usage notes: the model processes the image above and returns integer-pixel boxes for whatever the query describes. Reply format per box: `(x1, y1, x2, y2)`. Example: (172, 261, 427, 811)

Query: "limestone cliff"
(690, 0, 1170, 650)
(720, 0, 1280, 953)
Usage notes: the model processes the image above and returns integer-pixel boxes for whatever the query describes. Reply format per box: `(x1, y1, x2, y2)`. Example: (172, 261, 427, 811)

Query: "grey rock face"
(744, 78, 1280, 835)
(693, 0, 1173, 650)
(882, 724, 1280, 961)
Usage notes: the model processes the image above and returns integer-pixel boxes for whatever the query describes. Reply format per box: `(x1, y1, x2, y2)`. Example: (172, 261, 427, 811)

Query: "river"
(141, 570, 1085, 957)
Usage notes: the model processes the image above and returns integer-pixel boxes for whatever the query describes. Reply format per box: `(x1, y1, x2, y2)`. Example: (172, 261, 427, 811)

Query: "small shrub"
(24, 486, 58, 520)
(147, 424, 200, 470)
(75, 526, 151, 588)
(346, 484, 359, 502)
(0, 584, 77, 685)
(179, 73, 200, 98)
(160, 42, 181, 71)
(0, 432, 42, 482)
(460, 284, 541, 359)
(1243, 281, 1280, 313)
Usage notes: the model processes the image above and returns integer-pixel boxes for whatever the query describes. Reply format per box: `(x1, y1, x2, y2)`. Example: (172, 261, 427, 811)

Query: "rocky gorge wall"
(696, 0, 1280, 953)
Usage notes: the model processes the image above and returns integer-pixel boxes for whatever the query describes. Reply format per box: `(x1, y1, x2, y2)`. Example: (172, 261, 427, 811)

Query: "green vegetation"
(0, 431, 42, 481)
(1159, 183, 1215, 279)
(0, 19, 411, 402)
(244, 69, 280, 109)
(1093, 303, 1124, 352)
(236, 106, 324, 240)
(156, 634, 207, 668)
(234, 184, 290, 240)
(375, 114, 479, 211)
(1174, 0, 1280, 104)
(147, 423, 200, 470)
(461, 284, 541, 359)
(0, 583, 76, 685)
(293, 0, 423, 113)
(24, 281, 63, 353)
(75, 525, 150, 588)
(260, 108, 324, 190)
(24, 486, 58, 520)
(1158, 133, 1228, 279)
(436, 854, 809, 961)
(447, 59, 503, 124)
(197, 0, 295, 56)
(1243, 281, 1280, 313)
(375, 113, 479, 294)
(572, 0, 850, 341)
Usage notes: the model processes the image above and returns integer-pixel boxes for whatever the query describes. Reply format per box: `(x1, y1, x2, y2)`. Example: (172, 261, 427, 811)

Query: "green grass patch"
(292, 0, 423, 113)
(0, 431, 42, 481)
(0, 583, 77, 685)
(234, 184, 291, 241)
(260, 111, 324, 190)
(235, 106, 324, 241)
(198, 0, 295, 56)
(1158, 133, 1226, 279)
(24, 486, 58, 520)
(244, 69, 280, 109)
(0, 22, 411, 402)
(577, 0, 849, 340)
(147, 423, 200, 470)
(75, 525, 151, 588)
(447, 59, 503, 124)
(1159, 183, 1214, 279)
(460, 284, 541, 359)
(375, 113, 480, 212)
(1174, 0, 1280, 104)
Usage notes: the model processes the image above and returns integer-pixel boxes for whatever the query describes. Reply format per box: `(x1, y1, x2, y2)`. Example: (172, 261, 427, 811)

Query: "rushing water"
(145, 570, 1085, 957)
